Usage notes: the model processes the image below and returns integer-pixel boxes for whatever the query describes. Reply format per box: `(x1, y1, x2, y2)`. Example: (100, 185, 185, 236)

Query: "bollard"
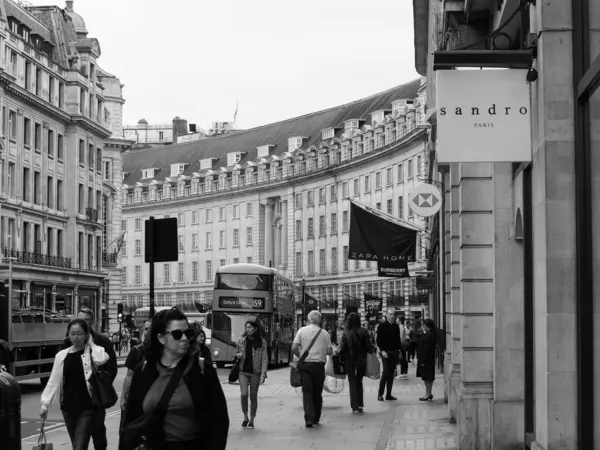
(0, 366, 21, 450)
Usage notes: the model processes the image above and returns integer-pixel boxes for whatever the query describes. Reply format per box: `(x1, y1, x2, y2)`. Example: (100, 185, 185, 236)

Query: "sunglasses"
(166, 329, 195, 341)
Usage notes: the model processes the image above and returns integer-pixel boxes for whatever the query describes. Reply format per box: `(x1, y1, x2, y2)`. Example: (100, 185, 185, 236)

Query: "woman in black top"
(40, 318, 109, 450)
(235, 321, 268, 429)
(416, 318, 437, 401)
(338, 313, 375, 414)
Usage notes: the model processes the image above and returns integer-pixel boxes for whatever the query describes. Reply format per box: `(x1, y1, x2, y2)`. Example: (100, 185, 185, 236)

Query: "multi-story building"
(413, 0, 600, 448)
(121, 79, 432, 330)
(122, 117, 206, 149)
(0, 0, 124, 331)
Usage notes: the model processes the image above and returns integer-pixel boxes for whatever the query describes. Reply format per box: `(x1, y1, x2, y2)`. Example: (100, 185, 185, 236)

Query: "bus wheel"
(40, 377, 49, 388)
(216, 362, 225, 369)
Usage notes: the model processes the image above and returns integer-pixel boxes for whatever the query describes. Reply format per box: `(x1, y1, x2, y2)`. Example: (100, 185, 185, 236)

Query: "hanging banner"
(348, 202, 416, 262)
(363, 292, 383, 316)
(304, 292, 319, 312)
(377, 259, 411, 278)
(436, 69, 532, 162)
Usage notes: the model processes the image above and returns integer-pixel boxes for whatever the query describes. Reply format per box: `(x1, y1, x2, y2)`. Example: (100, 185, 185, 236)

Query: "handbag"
(33, 418, 53, 450)
(366, 352, 381, 380)
(324, 355, 346, 380)
(89, 348, 118, 409)
(120, 363, 184, 450)
(290, 329, 322, 388)
(228, 357, 240, 383)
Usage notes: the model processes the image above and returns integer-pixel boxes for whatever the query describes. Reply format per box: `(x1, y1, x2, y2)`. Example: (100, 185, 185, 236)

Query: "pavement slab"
(21, 363, 456, 450)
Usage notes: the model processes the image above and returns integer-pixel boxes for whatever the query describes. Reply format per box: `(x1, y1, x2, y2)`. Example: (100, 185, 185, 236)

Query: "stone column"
(264, 199, 274, 267)
(282, 199, 288, 269)
(456, 162, 494, 448)
(448, 162, 461, 423)
(442, 167, 452, 405)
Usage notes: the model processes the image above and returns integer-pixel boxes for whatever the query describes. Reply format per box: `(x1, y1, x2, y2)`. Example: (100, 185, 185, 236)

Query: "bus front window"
(215, 273, 271, 291)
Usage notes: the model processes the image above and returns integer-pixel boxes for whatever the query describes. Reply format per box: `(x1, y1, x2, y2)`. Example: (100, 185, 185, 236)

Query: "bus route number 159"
(219, 297, 265, 310)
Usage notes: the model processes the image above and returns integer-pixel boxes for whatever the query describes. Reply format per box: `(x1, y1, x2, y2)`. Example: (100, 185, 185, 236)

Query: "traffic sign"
(409, 183, 442, 217)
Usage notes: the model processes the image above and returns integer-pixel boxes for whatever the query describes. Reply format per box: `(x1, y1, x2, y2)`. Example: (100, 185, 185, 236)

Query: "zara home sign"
(435, 69, 532, 163)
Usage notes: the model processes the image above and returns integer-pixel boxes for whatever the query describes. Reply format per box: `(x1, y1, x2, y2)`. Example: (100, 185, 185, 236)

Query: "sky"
(29, 0, 419, 131)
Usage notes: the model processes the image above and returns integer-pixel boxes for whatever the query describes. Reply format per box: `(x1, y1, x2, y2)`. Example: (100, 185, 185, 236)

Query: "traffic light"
(124, 314, 133, 328)
(117, 303, 123, 314)
(117, 312, 124, 324)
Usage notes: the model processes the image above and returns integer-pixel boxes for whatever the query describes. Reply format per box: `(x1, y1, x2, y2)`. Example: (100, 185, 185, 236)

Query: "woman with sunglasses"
(234, 321, 268, 429)
(120, 308, 229, 450)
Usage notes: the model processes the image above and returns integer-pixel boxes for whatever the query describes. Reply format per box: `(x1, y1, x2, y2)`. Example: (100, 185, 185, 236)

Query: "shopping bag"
(228, 358, 240, 383)
(323, 375, 345, 394)
(33, 418, 53, 450)
(366, 352, 381, 380)
(325, 356, 345, 380)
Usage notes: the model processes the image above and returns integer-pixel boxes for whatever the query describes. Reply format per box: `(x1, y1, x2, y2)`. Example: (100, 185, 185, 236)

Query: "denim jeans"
(299, 362, 326, 423)
(62, 407, 106, 450)
(239, 371, 261, 417)
(378, 351, 398, 397)
(344, 358, 366, 410)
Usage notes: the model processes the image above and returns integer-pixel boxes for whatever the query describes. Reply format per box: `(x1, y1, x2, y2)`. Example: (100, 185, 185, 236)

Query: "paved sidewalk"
(22, 363, 456, 450)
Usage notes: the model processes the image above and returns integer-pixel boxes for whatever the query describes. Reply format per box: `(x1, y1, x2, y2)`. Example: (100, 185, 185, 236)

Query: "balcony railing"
(2, 248, 72, 269)
(85, 207, 99, 222)
(102, 251, 119, 264)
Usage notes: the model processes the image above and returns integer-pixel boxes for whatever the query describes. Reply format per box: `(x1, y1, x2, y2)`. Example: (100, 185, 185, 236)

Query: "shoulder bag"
(89, 348, 118, 409)
(290, 329, 322, 388)
(228, 357, 240, 383)
(120, 363, 184, 450)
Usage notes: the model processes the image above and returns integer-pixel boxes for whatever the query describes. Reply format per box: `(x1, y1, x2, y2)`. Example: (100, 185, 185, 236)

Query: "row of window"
(124, 257, 254, 286)
(3, 107, 65, 158)
(124, 202, 255, 232)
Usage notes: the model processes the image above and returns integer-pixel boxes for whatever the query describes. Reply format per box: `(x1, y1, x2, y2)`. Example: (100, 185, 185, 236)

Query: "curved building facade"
(120, 78, 433, 330)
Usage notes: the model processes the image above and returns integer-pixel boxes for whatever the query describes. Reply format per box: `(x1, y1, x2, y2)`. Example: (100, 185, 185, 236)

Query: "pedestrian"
(417, 318, 437, 401)
(120, 307, 229, 450)
(375, 308, 401, 402)
(291, 310, 333, 428)
(408, 321, 421, 365)
(61, 307, 117, 450)
(337, 312, 375, 414)
(396, 316, 410, 379)
(120, 319, 152, 412)
(234, 321, 268, 428)
(191, 324, 213, 365)
(40, 318, 110, 450)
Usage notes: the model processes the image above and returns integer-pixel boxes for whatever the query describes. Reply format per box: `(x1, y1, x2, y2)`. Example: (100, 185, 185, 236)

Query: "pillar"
(282, 199, 288, 269)
(264, 199, 274, 267)
(448, 162, 461, 423)
(442, 167, 452, 405)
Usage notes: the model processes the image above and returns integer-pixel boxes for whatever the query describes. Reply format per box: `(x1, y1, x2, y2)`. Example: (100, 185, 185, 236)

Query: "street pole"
(148, 216, 155, 319)
(7, 236, 12, 346)
(118, 321, 122, 356)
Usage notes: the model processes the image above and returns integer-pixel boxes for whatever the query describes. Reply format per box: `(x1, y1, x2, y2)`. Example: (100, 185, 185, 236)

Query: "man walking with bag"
(376, 308, 401, 401)
(291, 311, 333, 428)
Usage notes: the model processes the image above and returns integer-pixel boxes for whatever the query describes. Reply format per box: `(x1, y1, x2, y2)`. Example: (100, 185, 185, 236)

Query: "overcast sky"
(30, 0, 419, 130)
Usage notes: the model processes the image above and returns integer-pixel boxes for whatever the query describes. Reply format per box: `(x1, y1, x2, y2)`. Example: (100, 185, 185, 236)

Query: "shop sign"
(436, 69, 532, 162)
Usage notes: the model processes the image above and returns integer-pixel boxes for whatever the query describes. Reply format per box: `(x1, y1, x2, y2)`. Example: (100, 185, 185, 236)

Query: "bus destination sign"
(218, 297, 265, 310)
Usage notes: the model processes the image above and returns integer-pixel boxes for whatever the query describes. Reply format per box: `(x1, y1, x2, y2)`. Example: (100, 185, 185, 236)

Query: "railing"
(122, 123, 428, 207)
(3, 248, 72, 268)
(86, 207, 99, 222)
(102, 251, 119, 264)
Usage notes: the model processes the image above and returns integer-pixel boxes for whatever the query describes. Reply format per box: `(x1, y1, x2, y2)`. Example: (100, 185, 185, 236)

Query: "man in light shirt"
(291, 310, 333, 428)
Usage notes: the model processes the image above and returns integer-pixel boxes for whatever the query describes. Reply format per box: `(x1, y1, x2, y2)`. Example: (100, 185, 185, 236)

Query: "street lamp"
(301, 278, 306, 327)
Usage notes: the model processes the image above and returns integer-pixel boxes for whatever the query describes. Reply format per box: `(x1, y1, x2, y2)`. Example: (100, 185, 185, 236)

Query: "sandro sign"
(435, 69, 532, 163)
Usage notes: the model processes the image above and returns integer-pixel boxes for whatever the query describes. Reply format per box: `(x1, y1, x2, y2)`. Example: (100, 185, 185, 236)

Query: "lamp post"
(301, 278, 306, 327)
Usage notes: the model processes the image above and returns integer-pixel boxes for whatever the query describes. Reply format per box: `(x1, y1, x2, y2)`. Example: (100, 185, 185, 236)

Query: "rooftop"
(122, 79, 421, 185)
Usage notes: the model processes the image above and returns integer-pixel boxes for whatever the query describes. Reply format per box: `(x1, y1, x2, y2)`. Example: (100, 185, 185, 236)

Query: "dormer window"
(371, 111, 384, 125)
(344, 120, 359, 130)
(170, 163, 185, 177)
(288, 137, 303, 152)
(200, 158, 217, 170)
(257, 145, 274, 158)
(122, 172, 129, 180)
(227, 152, 244, 166)
(321, 128, 334, 140)
(142, 168, 156, 179)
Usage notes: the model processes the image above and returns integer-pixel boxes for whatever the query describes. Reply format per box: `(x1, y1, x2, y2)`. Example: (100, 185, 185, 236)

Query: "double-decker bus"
(210, 264, 295, 368)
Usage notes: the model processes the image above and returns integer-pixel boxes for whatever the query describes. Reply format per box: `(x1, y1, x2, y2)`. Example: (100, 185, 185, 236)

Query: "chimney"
(172, 116, 188, 144)
(66, 1, 74, 12)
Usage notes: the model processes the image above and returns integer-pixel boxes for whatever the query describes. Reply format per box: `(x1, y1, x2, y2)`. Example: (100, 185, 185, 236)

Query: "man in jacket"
(291, 310, 333, 428)
(61, 307, 117, 450)
(376, 308, 401, 401)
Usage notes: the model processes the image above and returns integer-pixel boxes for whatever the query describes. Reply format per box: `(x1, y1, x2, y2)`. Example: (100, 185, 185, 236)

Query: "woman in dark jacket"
(416, 318, 437, 401)
(338, 312, 375, 414)
(190, 323, 213, 365)
(120, 308, 229, 450)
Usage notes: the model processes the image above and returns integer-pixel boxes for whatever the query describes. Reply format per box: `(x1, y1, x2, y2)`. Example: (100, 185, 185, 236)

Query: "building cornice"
(123, 127, 428, 213)
(71, 114, 112, 139)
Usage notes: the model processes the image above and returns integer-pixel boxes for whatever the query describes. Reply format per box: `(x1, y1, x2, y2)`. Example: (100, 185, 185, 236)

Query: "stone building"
(413, 0, 600, 448)
(120, 79, 433, 330)
(0, 0, 125, 331)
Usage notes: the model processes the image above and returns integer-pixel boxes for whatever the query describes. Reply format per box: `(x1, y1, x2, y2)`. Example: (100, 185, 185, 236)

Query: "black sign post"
(145, 216, 178, 318)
